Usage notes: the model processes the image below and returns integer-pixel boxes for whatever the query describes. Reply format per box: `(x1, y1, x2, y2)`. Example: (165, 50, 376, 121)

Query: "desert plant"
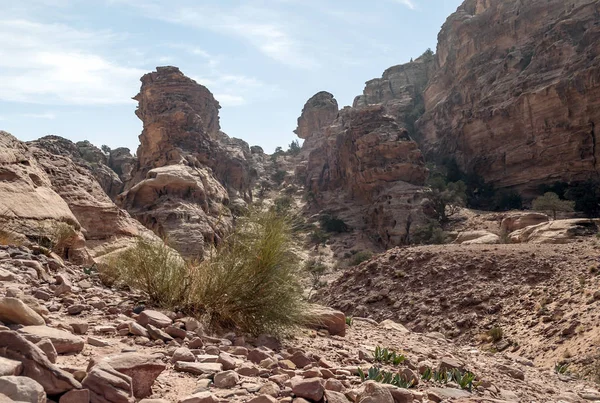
(411, 221, 448, 245)
(319, 214, 349, 233)
(555, 362, 570, 375)
(350, 251, 372, 266)
(101, 237, 190, 308)
(451, 369, 478, 391)
(101, 144, 111, 155)
(488, 326, 503, 342)
(0, 212, 23, 246)
(424, 175, 467, 223)
(287, 140, 301, 156)
(345, 316, 353, 327)
(532, 192, 575, 219)
(357, 367, 414, 389)
(188, 209, 309, 335)
(272, 195, 293, 214)
(373, 346, 406, 366)
(309, 229, 329, 250)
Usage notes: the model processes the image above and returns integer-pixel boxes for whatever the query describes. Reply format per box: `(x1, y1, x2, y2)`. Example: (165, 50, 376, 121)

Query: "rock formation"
(0, 132, 88, 262)
(295, 92, 428, 247)
(118, 67, 256, 257)
(418, 0, 600, 193)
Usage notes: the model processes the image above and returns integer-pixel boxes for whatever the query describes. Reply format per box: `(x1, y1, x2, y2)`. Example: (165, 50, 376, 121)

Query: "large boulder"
(307, 305, 346, 337)
(501, 212, 550, 233)
(19, 326, 84, 355)
(82, 363, 134, 403)
(0, 331, 80, 395)
(0, 298, 45, 326)
(0, 376, 45, 403)
(96, 353, 166, 398)
(509, 219, 600, 244)
(454, 230, 500, 245)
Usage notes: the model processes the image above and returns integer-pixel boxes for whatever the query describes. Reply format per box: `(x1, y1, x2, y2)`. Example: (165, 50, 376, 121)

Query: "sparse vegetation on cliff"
(533, 192, 575, 219)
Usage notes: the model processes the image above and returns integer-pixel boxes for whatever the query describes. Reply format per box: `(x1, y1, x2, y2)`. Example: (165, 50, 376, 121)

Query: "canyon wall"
(418, 0, 600, 193)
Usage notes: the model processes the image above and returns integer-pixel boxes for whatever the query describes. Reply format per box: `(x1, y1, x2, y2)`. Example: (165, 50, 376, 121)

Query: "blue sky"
(0, 0, 463, 153)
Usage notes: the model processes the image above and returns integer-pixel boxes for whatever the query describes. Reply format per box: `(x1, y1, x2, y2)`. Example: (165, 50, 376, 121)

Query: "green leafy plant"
(357, 367, 414, 389)
(421, 366, 432, 381)
(555, 362, 570, 375)
(373, 346, 406, 366)
(533, 192, 575, 219)
(451, 369, 478, 391)
(304, 259, 327, 298)
(345, 316, 353, 327)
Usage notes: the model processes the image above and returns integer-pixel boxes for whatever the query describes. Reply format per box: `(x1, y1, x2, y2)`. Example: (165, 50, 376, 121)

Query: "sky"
(0, 0, 463, 154)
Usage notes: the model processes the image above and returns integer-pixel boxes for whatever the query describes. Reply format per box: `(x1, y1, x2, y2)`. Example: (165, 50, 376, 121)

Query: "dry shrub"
(189, 209, 309, 335)
(102, 209, 309, 335)
(100, 238, 190, 308)
(51, 222, 77, 256)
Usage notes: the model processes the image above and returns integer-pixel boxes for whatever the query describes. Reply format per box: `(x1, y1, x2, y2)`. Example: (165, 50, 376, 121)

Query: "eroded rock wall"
(418, 0, 600, 193)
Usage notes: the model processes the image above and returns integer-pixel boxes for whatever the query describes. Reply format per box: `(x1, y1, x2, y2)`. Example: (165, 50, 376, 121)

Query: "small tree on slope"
(532, 192, 575, 220)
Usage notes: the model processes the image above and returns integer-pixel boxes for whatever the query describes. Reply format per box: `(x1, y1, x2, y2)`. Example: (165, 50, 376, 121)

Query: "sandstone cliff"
(118, 67, 257, 257)
(418, 0, 600, 193)
(27, 136, 155, 261)
(295, 92, 428, 247)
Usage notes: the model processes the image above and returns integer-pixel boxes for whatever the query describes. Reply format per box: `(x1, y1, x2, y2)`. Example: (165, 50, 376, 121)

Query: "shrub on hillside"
(532, 192, 575, 219)
(424, 175, 466, 223)
(350, 251, 373, 266)
(287, 140, 301, 156)
(411, 221, 449, 245)
(272, 170, 287, 186)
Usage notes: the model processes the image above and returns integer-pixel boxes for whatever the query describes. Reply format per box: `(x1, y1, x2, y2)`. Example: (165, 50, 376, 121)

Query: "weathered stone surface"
(0, 331, 80, 394)
(500, 212, 550, 233)
(19, 326, 84, 354)
(419, 0, 600, 194)
(454, 230, 500, 245)
(213, 370, 239, 388)
(0, 375, 45, 403)
(291, 377, 324, 401)
(59, 388, 90, 403)
(0, 357, 22, 376)
(178, 391, 219, 403)
(118, 66, 256, 258)
(137, 310, 172, 328)
(174, 362, 222, 376)
(358, 381, 394, 403)
(509, 219, 599, 244)
(99, 353, 166, 398)
(82, 363, 134, 403)
(0, 298, 45, 326)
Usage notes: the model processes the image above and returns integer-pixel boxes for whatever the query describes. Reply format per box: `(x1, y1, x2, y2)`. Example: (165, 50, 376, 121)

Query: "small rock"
(137, 310, 172, 328)
(213, 370, 239, 388)
(291, 377, 324, 401)
(172, 347, 196, 363)
(88, 337, 112, 347)
(0, 375, 46, 403)
(59, 388, 90, 403)
(0, 297, 45, 326)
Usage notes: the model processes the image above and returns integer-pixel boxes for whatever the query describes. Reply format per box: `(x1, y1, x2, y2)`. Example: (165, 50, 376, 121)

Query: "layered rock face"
(0, 132, 86, 261)
(419, 0, 600, 193)
(295, 93, 428, 246)
(119, 67, 256, 257)
(27, 136, 155, 260)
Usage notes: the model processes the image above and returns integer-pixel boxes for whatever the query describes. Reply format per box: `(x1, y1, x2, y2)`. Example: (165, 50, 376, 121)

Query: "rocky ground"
(2, 242, 600, 402)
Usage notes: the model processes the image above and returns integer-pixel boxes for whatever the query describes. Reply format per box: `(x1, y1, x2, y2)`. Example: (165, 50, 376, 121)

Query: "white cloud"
(0, 19, 145, 105)
(21, 112, 56, 119)
(115, 0, 319, 69)
(395, 0, 416, 9)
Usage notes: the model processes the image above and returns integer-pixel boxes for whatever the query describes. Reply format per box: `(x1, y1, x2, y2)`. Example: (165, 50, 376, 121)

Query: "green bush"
(305, 259, 327, 297)
(424, 175, 466, 223)
(272, 195, 293, 214)
(103, 210, 309, 336)
(411, 221, 448, 245)
(319, 213, 349, 233)
(532, 192, 575, 219)
(287, 140, 301, 156)
(188, 209, 309, 335)
(350, 251, 372, 266)
(101, 237, 190, 308)
(493, 190, 523, 211)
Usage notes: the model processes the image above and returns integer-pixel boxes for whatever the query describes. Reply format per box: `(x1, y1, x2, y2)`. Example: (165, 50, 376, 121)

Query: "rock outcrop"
(295, 92, 428, 246)
(418, 0, 600, 193)
(118, 67, 256, 257)
(0, 132, 87, 261)
(27, 136, 154, 261)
